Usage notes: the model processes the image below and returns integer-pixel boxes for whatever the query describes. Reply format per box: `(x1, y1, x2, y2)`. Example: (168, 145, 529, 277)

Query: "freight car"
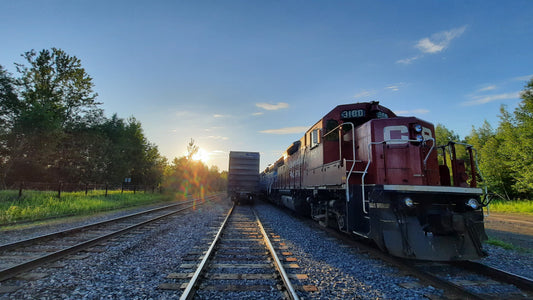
(228, 151, 260, 205)
(260, 101, 489, 261)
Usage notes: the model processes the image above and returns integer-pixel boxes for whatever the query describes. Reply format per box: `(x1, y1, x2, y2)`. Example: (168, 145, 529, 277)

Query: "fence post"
(58, 181, 62, 198)
(133, 185, 136, 194)
(105, 183, 108, 197)
(19, 182, 23, 198)
(121, 182, 124, 194)
(85, 183, 89, 195)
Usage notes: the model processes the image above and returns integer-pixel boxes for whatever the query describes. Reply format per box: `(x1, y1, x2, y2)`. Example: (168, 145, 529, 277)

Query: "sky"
(1, 1, 532, 171)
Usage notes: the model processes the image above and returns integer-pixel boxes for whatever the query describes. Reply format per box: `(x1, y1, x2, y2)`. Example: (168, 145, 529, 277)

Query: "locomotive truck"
(260, 101, 488, 261)
(228, 151, 260, 205)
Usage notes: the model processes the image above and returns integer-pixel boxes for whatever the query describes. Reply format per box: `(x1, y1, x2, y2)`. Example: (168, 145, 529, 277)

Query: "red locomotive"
(260, 101, 488, 261)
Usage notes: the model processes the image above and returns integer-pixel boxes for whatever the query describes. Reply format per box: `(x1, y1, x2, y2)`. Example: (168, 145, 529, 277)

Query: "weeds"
(489, 199, 533, 214)
(0, 190, 170, 225)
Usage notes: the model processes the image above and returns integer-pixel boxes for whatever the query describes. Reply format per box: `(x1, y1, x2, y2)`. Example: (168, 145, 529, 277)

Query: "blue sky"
(1, 1, 532, 171)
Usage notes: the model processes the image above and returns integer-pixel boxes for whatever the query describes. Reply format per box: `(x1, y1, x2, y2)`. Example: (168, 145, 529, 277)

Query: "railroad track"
(0, 194, 218, 282)
(312, 217, 533, 299)
(407, 259, 533, 299)
(163, 204, 301, 299)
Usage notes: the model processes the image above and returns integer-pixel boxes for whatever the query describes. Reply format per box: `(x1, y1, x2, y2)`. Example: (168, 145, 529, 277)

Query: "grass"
(0, 189, 172, 225)
(485, 238, 516, 250)
(488, 199, 533, 214)
(485, 237, 533, 254)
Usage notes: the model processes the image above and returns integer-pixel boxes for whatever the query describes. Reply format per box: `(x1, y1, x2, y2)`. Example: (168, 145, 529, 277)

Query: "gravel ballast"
(0, 198, 531, 299)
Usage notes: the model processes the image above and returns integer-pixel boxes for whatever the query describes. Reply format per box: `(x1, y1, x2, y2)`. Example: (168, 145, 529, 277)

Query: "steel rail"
(0, 198, 212, 282)
(316, 222, 488, 299)
(253, 208, 300, 300)
(452, 260, 533, 292)
(179, 204, 235, 300)
(0, 195, 218, 252)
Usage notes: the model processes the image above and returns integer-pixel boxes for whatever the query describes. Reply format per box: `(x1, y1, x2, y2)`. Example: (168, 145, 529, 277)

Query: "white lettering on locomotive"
(422, 127, 432, 139)
(383, 125, 409, 143)
(376, 111, 389, 119)
(341, 109, 365, 119)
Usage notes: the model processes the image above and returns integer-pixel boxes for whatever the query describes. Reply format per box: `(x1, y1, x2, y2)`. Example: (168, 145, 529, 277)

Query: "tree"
(466, 120, 512, 200)
(15, 48, 101, 128)
(0, 66, 19, 187)
(434, 123, 465, 166)
(435, 123, 460, 146)
(186, 138, 199, 160)
(0, 49, 103, 184)
(1, 49, 166, 187)
(497, 78, 533, 196)
(466, 77, 533, 199)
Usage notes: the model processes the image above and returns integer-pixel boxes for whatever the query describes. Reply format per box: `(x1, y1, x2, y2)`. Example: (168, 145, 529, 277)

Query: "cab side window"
(310, 129, 320, 148)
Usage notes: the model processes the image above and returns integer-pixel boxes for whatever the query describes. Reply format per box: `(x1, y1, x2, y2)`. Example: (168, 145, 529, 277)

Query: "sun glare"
(192, 148, 209, 163)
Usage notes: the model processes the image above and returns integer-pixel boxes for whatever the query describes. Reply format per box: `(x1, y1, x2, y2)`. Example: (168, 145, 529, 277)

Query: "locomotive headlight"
(416, 134, 424, 142)
(404, 197, 414, 207)
(466, 198, 479, 209)
(414, 124, 422, 132)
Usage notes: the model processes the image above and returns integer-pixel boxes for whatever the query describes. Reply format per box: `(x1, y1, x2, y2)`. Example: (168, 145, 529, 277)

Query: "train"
(227, 151, 260, 205)
(260, 101, 489, 261)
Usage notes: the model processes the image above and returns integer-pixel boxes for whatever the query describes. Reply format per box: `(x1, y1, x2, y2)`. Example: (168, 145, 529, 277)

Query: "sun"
(192, 148, 209, 163)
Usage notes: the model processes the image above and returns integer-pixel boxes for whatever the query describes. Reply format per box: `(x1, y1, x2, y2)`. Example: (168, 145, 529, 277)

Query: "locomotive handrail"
(440, 141, 489, 207)
(324, 122, 356, 233)
(323, 121, 356, 164)
(361, 138, 435, 214)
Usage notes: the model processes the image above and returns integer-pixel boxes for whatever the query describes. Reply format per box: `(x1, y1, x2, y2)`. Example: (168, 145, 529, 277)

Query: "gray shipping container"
(227, 151, 260, 203)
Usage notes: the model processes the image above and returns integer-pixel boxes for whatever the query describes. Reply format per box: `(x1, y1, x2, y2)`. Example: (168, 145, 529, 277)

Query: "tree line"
(0, 48, 226, 194)
(435, 78, 533, 200)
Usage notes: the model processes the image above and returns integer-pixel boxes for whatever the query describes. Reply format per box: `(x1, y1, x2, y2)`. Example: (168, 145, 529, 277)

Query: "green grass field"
(0, 189, 171, 225)
(488, 199, 533, 214)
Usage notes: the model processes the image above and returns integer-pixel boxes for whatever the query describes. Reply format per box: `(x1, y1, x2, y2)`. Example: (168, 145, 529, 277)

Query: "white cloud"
(353, 90, 376, 98)
(394, 109, 430, 115)
(396, 55, 421, 65)
(397, 25, 467, 64)
(252, 112, 264, 116)
(205, 135, 229, 140)
(514, 74, 533, 82)
(462, 92, 520, 106)
(175, 110, 194, 117)
(259, 126, 308, 134)
(256, 102, 289, 110)
(477, 85, 497, 92)
(385, 83, 405, 92)
(416, 26, 467, 54)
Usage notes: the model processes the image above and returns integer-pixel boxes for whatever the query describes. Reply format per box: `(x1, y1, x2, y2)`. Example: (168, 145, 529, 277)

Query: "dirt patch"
(484, 212, 533, 251)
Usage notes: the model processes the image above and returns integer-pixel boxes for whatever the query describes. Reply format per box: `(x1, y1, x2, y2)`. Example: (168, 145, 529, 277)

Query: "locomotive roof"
(323, 101, 397, 121)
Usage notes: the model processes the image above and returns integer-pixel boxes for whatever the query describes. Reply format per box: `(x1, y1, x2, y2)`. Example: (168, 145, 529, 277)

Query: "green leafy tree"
(466, 78, 533, 199)
(1, 49, 165, 187)
(497, 78, 533, 196)
(1, 49, 103, 184)
(466, 120, 513, 199)
(435, 123, 460, 146)
(0, 66, 20, 187)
